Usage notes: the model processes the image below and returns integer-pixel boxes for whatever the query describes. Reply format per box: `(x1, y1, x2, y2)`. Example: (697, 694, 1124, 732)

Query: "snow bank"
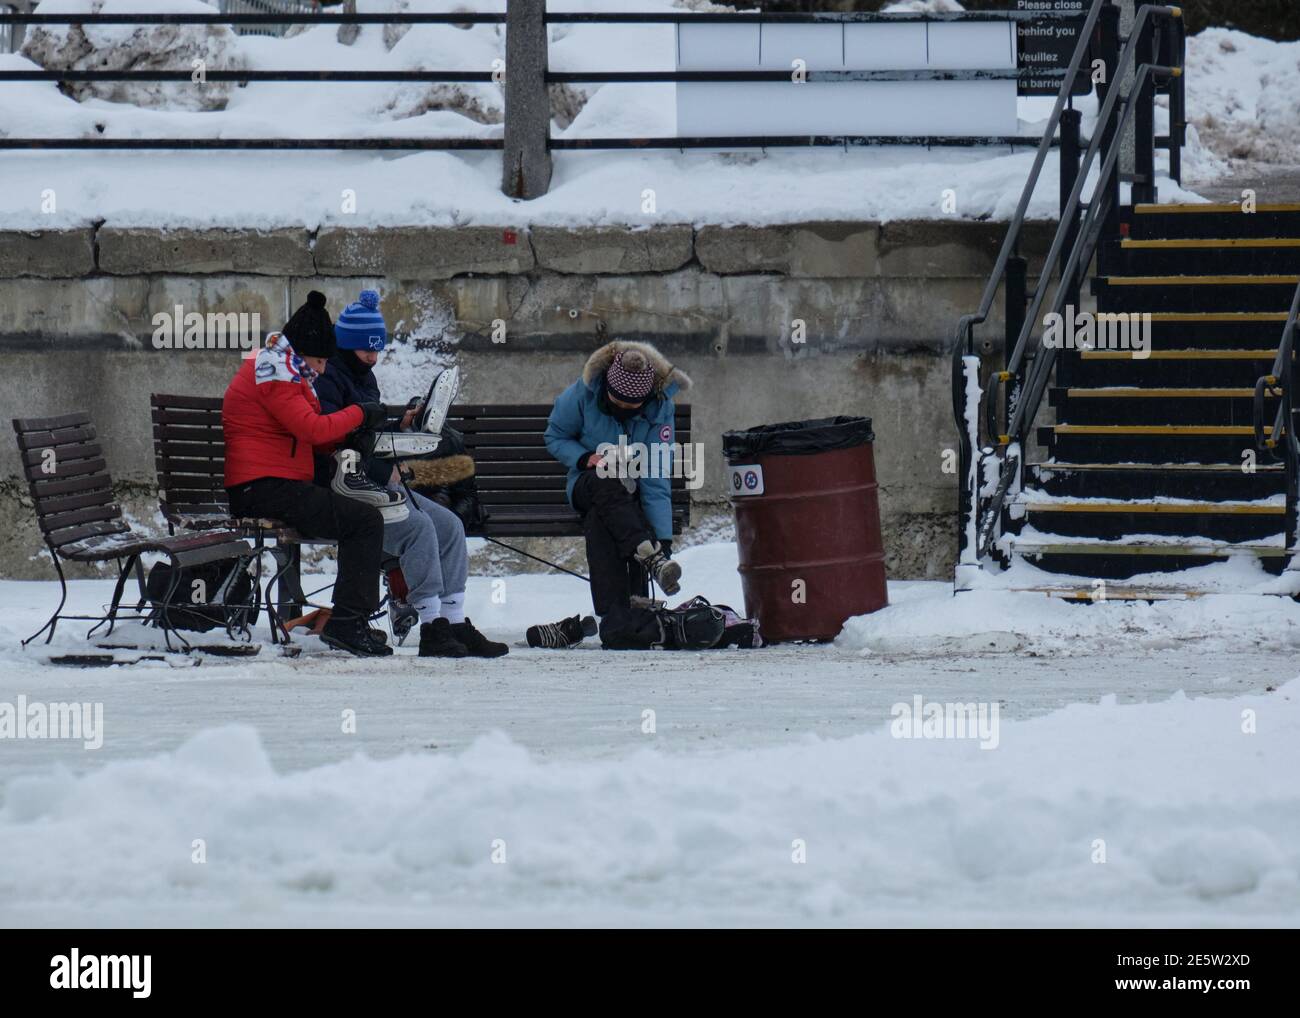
(1184, 28, 1300, 171)
(2, 679, 1296, 925)
(841, 571, 1300, 657)
(21, 0, 249, 111)
(0, 0, 1228, 230)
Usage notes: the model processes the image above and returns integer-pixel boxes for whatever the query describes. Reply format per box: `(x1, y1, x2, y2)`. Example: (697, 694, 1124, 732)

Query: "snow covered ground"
(1, 542, 1298, 927)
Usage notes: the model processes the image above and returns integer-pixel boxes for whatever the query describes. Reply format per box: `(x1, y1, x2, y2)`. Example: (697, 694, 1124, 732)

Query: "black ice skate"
(332, 448, 408, 523)
(635, 540, 681, 596)
(526, 614, 598, 649)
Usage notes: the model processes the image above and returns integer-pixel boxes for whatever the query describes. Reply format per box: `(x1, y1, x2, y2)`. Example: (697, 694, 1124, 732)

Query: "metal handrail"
(1255, 281, 1300, 457)
(956, 3, 1186, 561)
(977, 60, 1183, 556)
(950, 0, 1110, 361)
(949, 0, 1111, 564)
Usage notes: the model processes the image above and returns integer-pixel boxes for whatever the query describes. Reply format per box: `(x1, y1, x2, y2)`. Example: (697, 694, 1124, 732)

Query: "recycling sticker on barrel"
(728, 464, 765, 497)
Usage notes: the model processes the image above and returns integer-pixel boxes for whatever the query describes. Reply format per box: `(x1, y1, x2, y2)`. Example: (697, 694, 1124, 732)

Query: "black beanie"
(282, 290, 336, 358)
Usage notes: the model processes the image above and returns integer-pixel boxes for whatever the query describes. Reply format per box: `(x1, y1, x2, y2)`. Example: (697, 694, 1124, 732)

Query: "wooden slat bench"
(150, 394, 692, 593)
(13, 411, 254, 648)
(448, 403, 693, 537)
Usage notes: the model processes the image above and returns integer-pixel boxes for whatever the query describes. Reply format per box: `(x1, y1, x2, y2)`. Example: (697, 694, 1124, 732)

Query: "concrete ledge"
(0, 230, 96, 278)
(531, 226, 694, 274)
(98, 228, 313, 276)
(696, 222, 879, 277)
(314, 226, 534, 278)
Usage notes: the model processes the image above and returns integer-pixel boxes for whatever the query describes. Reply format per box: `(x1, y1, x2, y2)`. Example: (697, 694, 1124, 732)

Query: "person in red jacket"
(223, 291, 391, 657)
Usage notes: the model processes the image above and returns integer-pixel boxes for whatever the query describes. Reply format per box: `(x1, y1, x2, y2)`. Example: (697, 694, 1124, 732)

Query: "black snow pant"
(228, 477, 384, 623)
(571, 470, 654, 621)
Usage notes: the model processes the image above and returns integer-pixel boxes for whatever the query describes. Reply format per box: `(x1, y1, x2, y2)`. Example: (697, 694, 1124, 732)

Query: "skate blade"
(423, 365, 461, 435)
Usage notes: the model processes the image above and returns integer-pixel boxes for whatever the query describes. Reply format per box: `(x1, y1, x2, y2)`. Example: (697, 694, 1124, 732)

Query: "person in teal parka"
(544, 340, 693, 641)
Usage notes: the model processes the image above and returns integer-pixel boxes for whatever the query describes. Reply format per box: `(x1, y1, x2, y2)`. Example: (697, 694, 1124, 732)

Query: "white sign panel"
(676, 20, 1018, 138)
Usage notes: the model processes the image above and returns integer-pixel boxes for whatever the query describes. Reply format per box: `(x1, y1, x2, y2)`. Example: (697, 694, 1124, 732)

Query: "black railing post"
(502, 0, 553, 199)
(1058, 107, 1083, 308)
(1096, 2, 1122, 273)
(1132, 16, 1157, 204)
(1168, 14, 1186, 186)
(1005, 255, 1028, 429)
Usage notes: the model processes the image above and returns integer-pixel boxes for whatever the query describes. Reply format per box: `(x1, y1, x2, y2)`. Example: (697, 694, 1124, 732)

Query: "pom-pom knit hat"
(334, 289, 388, 351)
(281, 290, 335, 358)
(605, 348, 656, 403)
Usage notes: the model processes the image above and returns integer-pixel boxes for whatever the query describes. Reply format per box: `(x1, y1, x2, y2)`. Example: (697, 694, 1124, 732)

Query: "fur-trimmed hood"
(581, 340, 692, 398)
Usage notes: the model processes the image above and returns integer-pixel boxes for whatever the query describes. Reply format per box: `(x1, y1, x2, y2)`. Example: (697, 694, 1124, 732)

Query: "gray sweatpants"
(382, 486, 468, 613)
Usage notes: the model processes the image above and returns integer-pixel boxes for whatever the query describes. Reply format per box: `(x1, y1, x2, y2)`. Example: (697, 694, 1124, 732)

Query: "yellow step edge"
(1034, 462, 1283, 471)
(1121, 238, 1300, 249)
(1052, 424, 1268, 435)
(1024, 502, 1284, 515)
(1134, 202, 1300, 214)
(1014, 587, 1208, 601)
(1065, 388, 1256, 398)
(1105, 275, 1300, 286)
(1146, 312, 1289, 322)
(1081, 349, 1277, 360)
(1011, 542, 1288, 556)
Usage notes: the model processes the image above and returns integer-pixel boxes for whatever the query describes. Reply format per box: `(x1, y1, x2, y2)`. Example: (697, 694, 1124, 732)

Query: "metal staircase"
(952, 1, 1300, 599)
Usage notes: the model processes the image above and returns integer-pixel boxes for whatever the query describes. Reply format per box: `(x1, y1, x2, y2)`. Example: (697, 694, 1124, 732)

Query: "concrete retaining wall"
(0, 219, 1055, 581)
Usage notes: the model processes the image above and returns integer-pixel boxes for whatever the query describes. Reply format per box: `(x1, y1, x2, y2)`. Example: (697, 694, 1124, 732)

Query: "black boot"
(418, 617, 468, 658)
(451, 617, 509, 658)
(321, 617, 394, 657)
(526, 615, 597, 649)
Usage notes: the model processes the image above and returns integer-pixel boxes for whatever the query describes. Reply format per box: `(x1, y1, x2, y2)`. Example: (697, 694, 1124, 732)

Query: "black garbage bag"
(722, 416, 874, 460)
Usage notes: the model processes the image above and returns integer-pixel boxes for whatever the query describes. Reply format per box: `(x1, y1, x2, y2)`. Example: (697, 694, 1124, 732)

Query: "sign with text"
(1014, 1, 1091, 97)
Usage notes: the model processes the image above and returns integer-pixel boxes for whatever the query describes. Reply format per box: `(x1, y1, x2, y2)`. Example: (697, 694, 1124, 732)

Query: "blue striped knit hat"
(334, 289, 387, 351)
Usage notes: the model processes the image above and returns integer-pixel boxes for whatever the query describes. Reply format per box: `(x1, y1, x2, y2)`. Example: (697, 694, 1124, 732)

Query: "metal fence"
(0, 1, 1133, 199)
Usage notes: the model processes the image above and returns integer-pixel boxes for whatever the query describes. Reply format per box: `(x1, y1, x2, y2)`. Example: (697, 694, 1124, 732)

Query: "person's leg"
(381, 498, 444, 623)
(572, 472, 656, 558)
(573, 471, 653, 618)
(229, 478, 383, 623)
(408, 489, 468, 621)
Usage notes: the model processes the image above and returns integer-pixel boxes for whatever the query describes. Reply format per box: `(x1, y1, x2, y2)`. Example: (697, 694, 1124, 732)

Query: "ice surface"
(1, 542, 1297, 926)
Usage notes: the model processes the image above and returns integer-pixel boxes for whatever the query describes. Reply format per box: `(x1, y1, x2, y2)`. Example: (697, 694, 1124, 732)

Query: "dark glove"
(358, 402, 387, 431)
(659, 539, 673, 558)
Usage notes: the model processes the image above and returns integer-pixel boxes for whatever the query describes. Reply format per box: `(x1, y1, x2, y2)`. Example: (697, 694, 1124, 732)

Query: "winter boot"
(526, 614, 597, 649)
(332, 449, 409, 523)
(634, 540, 681, 596)
(321, 616, 394, 657)
(418, 617, 468, 658)
(451, 617, 509, 658)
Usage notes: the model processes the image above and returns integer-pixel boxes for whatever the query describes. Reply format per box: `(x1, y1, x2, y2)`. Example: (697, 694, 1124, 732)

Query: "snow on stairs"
(1004, 202, 1300, 597)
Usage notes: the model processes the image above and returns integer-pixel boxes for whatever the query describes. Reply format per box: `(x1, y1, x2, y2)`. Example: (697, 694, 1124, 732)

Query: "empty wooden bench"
(13, 411, 253, 649)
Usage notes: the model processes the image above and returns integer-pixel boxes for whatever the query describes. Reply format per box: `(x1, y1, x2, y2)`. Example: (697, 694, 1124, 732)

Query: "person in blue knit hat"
(315, 289, 508, 659)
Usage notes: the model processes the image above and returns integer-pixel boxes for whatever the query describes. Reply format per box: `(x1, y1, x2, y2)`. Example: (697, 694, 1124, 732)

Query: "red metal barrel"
(722, 417, 887, 642)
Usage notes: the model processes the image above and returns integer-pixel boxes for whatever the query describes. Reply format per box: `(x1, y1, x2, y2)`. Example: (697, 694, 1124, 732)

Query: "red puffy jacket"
(222, 353, 363, 488)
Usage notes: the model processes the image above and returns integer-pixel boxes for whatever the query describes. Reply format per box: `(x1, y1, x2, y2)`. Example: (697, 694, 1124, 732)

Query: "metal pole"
(1058, 107, 1083, 307)
(502, 0, 553, 199)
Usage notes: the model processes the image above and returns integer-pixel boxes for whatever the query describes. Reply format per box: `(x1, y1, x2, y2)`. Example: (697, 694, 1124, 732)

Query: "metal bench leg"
(90, 552, 139, 640)
(24, 550, 69, 646)
(132, 556, 148, 610)
(154, 555, 191, 653)
(255, 537, 292, 646)
(269, 543, 306, 620)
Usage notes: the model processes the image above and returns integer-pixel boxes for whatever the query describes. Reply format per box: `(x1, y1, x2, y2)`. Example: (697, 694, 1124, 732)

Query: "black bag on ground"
(599, 596, 761, 650)
(145, 559, 257, 633)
